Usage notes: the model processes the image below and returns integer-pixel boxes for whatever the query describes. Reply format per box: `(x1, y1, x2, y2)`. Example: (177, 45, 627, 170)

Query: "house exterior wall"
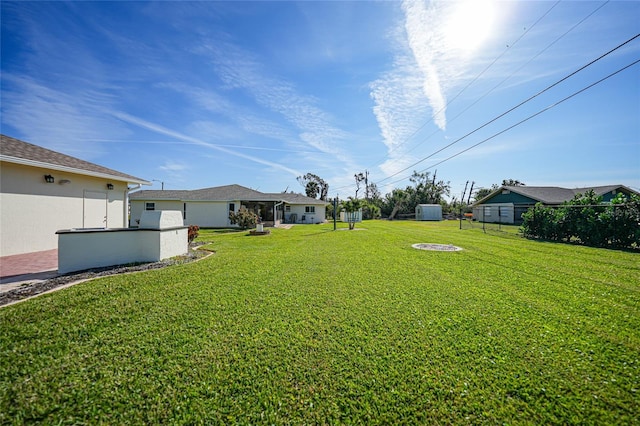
(130, 200, 183, 227)
(285, 204, 326, 224)
(186, 201, 236, 227)
(131, 197, 327, 227)
(472, 203, 515, 224)
(0, 161, 128, 257)
(481, 191, 537, 205)
(130, 199, 241, 228)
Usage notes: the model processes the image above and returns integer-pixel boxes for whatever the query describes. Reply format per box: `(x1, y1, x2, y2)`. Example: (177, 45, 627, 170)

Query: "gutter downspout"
(274, 201, 284, 226)
(126, 184, 142, 228)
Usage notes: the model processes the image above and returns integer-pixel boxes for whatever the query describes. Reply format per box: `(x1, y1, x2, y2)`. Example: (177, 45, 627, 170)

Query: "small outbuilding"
(415, 204, 442, 221)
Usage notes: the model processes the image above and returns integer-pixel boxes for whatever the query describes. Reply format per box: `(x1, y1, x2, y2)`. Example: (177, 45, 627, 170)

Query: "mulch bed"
(0, 246, 212, 307)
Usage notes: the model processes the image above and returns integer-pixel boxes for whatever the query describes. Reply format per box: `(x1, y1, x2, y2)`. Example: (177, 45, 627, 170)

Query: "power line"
(364, 1, 562, 170)
(399, 0, 611, 161)
(373, 33, 640, 186)
(335, 2, 613, 195)
(378, 58, 640, 189)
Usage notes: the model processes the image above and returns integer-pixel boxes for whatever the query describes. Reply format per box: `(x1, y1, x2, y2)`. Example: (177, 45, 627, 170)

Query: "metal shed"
(415, 204, 442, 221)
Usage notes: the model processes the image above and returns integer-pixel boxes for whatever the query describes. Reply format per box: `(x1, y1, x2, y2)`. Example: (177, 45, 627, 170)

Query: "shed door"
(84, 191, 107, 228)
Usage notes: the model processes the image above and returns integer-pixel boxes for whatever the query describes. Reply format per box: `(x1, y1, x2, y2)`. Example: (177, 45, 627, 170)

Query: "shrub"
(521, 191, 640, 249)
(188, 225, 200, 243)
(362, 202, 381, 220)
(229, 206, 258, 230)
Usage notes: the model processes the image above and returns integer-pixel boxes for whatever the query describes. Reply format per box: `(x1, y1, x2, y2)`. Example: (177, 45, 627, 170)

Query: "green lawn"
(1, 220, 639, 424)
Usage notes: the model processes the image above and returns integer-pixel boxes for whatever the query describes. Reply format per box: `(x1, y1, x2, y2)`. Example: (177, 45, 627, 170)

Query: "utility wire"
(399, 0, 610, 160)
(378, 58, 640, 189)
(373, 32, 640, 186)
(335, 1, 612, 195)
(365, 0, 562, 169)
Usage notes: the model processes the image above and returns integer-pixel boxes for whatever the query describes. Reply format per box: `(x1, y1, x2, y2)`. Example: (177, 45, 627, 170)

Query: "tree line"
(296, 172, 527, 220)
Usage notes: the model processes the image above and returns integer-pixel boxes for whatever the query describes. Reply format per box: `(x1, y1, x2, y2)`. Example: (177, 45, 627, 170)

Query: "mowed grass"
(1, 220, 639, 424)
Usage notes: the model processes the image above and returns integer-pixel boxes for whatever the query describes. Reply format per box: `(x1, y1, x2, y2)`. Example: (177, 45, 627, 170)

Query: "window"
(305, 206, 315, 213)
(229, 203, 235, 212)
(285, 205, 291, 212)
(145, 202, 155, 211)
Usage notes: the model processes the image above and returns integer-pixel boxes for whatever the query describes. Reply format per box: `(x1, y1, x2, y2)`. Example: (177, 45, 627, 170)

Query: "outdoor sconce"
(106, 183, 114, 190)
(44, 174, 54, 183)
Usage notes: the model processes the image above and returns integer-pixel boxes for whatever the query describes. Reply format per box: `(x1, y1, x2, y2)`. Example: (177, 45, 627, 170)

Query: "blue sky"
(2, 1, 639, 199)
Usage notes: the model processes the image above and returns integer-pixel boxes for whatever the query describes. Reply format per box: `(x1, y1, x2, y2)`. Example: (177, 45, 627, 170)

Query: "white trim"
(0, 155, 151, 185)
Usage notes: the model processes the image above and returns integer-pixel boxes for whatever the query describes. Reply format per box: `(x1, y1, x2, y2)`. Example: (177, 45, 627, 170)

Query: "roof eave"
(1, 155, 151, 185)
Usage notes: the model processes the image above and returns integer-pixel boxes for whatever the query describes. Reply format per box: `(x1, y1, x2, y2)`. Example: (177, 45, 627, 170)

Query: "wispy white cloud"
(369, 0, 487, 177)
(1, 74, 128, 158)
(201, 41, 360, 172)
(158, 82, 298, 147)
(112, 112, 303, 177)
(403, 0, 451, 130)
(159, 161, 187, 172)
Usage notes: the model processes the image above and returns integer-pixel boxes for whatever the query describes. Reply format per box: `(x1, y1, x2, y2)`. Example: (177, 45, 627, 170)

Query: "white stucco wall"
(57, 227, 187, 274)
(129, 200, 183, 227)
(131, 198, 327, 227)
(0, 162, 129, 257)
(284, 204, 326, 224)
(130, 199, 242, 228)
(185, 201, 236, 227)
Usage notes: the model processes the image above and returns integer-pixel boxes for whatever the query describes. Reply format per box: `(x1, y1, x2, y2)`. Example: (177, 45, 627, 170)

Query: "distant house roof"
(130, 184, 328, 205)
(268, 192, 329, 205)
(474, 185, 638, 206)
(0, 134, 150, 185)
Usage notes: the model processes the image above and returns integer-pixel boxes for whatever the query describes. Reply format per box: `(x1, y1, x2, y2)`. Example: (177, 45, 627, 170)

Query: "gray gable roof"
(266, 192, 329, 205)
(476, 185, 637, 205)
(0, 134, 150, 184)
(130, 184, 328, 205)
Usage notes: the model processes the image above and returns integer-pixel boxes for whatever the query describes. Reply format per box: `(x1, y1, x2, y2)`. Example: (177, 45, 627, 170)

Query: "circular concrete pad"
(412, 243, 463, 251)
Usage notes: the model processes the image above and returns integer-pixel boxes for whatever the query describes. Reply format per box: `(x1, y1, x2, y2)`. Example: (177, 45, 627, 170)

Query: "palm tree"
(341, 197, 364, 230)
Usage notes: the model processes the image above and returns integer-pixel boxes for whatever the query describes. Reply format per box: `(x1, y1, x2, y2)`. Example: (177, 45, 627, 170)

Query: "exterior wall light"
(44, 174, 55, 183)
(106, 183, 114, 190)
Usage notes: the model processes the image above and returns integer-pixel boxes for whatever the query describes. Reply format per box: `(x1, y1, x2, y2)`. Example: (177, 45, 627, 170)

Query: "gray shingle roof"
(130, 184, 328, 205)
(265, 192, 329, 205)
(0, 134, 150, 184)
(476, 185, 636, 205)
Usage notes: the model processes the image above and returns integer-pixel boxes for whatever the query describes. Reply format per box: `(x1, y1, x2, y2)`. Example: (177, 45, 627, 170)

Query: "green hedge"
(521, 191, 640, 249)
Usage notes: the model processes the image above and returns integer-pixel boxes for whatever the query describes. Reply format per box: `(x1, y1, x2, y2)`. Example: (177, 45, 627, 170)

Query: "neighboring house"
(129, 184, 328, 228)
(0, 134, 150, 257)
(473, 185, 639, 225)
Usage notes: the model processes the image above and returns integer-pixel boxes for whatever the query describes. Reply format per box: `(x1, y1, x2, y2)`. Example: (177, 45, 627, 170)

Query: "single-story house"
(473, 185, 639, 225)
(0, 134, 150, 257)
(129, 184, 328, 228)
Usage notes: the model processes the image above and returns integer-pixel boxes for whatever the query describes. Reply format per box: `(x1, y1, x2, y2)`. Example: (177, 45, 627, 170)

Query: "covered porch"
(240, 201, 284, 227)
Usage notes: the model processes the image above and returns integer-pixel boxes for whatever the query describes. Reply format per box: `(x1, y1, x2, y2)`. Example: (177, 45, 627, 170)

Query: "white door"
(84, 191, 107, 228)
